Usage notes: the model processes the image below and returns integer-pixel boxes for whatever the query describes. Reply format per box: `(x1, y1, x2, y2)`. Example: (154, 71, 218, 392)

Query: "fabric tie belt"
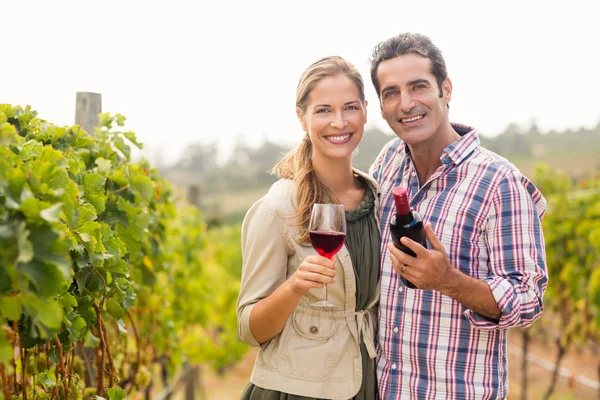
(356, 308, 376, 359)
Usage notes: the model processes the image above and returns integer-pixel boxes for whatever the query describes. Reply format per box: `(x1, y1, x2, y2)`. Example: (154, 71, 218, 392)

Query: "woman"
(237, 56, 380, 400)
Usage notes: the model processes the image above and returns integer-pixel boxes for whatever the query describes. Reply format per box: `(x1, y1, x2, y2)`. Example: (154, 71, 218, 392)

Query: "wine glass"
(308, 203, 346, 307)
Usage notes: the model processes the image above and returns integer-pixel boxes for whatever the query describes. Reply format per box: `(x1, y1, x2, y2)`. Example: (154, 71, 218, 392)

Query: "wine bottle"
(389, 186, 427, 289)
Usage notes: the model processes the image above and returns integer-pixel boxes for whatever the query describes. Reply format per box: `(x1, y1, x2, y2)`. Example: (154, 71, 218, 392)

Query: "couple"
(236, 33, 548, 400)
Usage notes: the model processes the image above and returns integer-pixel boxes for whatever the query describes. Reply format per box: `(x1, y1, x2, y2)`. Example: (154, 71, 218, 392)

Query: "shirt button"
(412, 172, 416, 177)
(394, 327, 398, 334)
(310, 326, 318, 334)
(391, 363, 397, 370)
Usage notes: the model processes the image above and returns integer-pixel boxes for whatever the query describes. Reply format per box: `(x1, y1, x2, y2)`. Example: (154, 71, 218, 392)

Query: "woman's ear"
(364, 100, 368, 124)
(296, 107, 308, 132)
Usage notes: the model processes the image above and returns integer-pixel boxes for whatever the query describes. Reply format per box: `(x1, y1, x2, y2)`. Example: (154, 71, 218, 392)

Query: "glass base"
(310, 300, 337, 307)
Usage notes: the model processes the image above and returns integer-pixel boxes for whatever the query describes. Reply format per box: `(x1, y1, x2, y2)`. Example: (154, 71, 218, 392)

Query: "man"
(369, 33, 547, 399)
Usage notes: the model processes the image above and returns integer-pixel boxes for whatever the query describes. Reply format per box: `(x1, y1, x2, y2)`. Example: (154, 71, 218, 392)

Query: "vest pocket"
(277, 310, 350, 381)
(291, 310, 337, 339)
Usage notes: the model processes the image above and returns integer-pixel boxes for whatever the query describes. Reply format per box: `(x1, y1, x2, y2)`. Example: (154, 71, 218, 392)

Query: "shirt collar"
(441, 123, 479, 166)
(397, 123, 479, 166)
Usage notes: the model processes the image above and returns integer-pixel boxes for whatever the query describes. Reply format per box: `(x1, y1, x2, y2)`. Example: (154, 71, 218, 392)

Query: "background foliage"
(0, 105, 244, 400)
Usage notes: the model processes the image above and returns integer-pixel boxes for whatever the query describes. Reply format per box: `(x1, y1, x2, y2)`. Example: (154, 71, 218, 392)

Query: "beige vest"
(236, 169, 381, 399)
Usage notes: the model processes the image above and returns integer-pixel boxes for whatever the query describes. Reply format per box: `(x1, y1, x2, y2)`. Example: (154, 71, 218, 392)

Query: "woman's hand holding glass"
(288, 255, 336, 296)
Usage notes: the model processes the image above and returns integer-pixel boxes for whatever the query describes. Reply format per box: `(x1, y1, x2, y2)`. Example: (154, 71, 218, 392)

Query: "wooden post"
(75, 92, 102, 134)
(74, 92, 101, 391)
(183, 366, 196, 400)
(187, 185, 201, 208)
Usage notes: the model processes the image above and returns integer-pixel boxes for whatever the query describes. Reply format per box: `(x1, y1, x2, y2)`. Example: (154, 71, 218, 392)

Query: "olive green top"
(241, 180, 381, 400)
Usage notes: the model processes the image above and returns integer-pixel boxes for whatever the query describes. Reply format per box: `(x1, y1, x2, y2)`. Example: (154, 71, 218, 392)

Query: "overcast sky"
(4, 0, 599, 165)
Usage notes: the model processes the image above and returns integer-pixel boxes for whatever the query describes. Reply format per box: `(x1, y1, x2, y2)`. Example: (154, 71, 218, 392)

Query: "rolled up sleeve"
(236, 197, 289, 347)
(465, 171, 548, 330)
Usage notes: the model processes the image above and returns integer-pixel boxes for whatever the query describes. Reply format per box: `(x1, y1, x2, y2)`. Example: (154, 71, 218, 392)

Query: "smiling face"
(298, 74, 367, 164)
(377, 53, 452, 147)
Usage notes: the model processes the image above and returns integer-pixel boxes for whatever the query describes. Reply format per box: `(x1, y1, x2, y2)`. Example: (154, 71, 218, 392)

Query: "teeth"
(326, 134, 351, 142)
(401, 115, 424, 123)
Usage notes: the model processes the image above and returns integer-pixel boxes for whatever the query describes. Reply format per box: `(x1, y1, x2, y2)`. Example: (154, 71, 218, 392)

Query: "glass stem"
(322, 284, 327, 302)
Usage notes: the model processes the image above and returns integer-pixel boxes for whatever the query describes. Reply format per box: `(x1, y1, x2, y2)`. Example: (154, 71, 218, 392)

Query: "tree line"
(162, 121, 600, 195)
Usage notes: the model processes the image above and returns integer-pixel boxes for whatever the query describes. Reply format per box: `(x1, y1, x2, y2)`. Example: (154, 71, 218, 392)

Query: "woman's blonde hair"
(272, 56, 366, 243)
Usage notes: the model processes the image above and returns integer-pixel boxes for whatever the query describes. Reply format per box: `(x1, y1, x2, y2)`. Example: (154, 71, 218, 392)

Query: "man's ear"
(296, 107, 307, 132)
(442, 77, 452, 105)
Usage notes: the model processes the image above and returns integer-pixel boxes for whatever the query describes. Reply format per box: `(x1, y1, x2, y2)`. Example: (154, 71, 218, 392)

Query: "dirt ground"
(195, 329, 599, 399)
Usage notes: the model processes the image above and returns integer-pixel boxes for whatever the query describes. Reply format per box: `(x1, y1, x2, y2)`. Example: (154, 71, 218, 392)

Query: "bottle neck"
(395, 210, 414, 226)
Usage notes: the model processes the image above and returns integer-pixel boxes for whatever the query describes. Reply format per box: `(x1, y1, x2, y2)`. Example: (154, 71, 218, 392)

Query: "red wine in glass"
(308, 204, 346, 307)
(309, 231, 346, 259)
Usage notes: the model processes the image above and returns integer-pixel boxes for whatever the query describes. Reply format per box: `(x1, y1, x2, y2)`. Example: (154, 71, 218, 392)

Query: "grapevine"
(0, 105, 246, 399)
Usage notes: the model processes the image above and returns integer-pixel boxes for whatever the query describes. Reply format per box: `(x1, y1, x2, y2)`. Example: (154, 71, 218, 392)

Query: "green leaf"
(36, 300, 64, 330)
(0, 340, 12, 365)
(0, 267, 10, 293)
(4, 195, 20, 210)
(122, 131, 142, 148)
(22, 294, 64, 331)
(38, 371, 57, 388)
(95, 157, 112, 174)
(20, 197, 48, 221)
(39, 146, 66, 167)
(0, 330, 13, 364)
(67, 316, 87, 341)
(0, 296, 22, 320)
(30, 228, 71, 279)
(60, 292, 78, 312)
(106, 299, 125, 320)
(40, 203, 63, 223)
(112, 135, 131, 159)
(131, 174, 154, 203)
(85, 332, 100, 347)
(116, 319, 128, 335)
(114, 114, 127, 127)
(123, 286, 136, 308)
(0, 224, 13, 239)
(18, 314, 47, 348)
(83, 173, 107, 213)
(106, 386, 126, 400)
(16, 222, 33, 263)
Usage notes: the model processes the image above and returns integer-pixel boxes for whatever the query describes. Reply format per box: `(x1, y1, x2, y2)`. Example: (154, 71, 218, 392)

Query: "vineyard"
(1, 104, 600, 399)
(0, 105, 245, 400)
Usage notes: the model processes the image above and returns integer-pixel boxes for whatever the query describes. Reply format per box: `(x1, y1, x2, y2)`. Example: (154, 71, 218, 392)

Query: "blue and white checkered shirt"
(370, 124, 547, 399)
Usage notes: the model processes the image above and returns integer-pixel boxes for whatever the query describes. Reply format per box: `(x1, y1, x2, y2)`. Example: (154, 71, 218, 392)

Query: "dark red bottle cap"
(393, 186, 411, 215)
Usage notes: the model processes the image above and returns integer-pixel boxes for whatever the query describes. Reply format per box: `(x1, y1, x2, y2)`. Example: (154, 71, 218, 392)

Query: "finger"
(389, 248, 399, 267)
(301, 259, 335, 274)
(387, 245, 409, 275)
(424, 223, 445, 252)
(390, 252, 415, 278)
(399, 236, 429, 258)
(305, 255, 336, 269)
(389, 253, 404, 275)
(301, 262, 336, 277)
(298, 270, 336, 284)
(387, 242, 417, 266)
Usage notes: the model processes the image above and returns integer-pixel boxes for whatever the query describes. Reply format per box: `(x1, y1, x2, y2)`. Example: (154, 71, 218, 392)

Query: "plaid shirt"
(370, 124, 547, 400)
